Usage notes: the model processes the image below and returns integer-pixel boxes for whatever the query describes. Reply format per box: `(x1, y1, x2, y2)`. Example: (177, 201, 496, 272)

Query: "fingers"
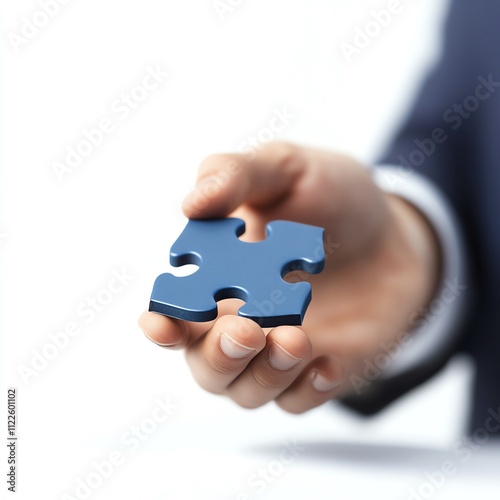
(185, 316, 266, 394)
(275, 355, 345, 414)
(223, 325, 312, 408)
(138, 310, 209, 349)
(140, 309, 346, 413)
(138, 299, 245, 348)
(185, 315, 312, 408)
(181, 142, 305, 219)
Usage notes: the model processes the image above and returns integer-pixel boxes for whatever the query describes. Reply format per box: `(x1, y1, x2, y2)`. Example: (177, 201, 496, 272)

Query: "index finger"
(181, 142, 305, 219)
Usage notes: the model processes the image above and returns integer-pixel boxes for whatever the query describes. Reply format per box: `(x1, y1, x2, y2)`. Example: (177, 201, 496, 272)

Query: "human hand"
(139, 142, 439, 412)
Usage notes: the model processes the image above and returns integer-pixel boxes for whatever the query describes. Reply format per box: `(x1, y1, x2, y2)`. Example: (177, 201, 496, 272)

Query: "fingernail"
(143, 330, 178, 348)
(268, 342, 302, 371)
(311, 371, 341, 392)
(220, 333, 256, 359)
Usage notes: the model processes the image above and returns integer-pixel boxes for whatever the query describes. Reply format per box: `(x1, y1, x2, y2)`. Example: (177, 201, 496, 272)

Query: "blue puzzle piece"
(149, 218, 325, 327)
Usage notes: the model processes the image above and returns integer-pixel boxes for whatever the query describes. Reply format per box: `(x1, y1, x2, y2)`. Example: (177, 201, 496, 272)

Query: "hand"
(139, 142, 440, 413)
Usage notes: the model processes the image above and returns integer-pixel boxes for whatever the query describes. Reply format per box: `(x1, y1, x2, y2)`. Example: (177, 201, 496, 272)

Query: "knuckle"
(251, 368, 287, 392)
(204, 354, 242, 377)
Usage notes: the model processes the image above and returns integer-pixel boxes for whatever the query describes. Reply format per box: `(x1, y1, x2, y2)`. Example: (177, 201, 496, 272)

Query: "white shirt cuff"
(372, 166, 468, 378)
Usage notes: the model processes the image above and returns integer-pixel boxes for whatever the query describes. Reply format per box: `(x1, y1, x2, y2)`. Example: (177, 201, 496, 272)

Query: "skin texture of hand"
(139, 142, 440, 413)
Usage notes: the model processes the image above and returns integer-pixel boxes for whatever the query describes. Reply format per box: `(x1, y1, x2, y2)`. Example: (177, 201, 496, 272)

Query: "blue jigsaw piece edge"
(149, 218, 326, 327)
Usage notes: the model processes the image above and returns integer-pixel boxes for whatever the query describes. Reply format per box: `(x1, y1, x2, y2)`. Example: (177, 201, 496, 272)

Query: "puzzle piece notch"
(149, 218, 325, 327)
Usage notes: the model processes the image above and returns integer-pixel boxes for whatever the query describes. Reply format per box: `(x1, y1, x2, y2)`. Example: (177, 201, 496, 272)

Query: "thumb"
(181, 142, 304, 219)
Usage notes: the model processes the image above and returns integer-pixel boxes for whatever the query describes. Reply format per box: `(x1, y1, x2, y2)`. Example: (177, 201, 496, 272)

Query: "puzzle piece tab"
(149, 218, 325, 327)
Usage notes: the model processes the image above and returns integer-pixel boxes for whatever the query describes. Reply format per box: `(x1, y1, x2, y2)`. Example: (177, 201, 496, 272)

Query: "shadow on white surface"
(248, 439, 500, 476)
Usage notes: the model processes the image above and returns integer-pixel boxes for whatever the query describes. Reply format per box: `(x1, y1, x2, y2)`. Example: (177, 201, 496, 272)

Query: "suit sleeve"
(340, 1, 482, 415)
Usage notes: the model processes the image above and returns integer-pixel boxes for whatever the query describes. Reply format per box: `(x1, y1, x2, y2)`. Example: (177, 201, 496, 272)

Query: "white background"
(2, 0, 499, 499)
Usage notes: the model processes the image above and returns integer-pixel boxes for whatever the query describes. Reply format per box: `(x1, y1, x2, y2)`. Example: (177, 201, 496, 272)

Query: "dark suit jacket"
(342, 0, 500, 435)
